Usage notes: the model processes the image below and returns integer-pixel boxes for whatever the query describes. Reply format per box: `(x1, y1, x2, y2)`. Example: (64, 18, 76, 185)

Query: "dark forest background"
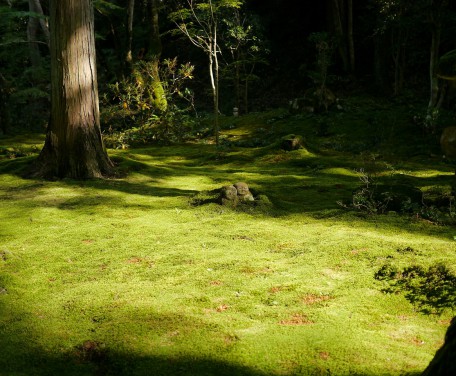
(2, 0, 456, 141)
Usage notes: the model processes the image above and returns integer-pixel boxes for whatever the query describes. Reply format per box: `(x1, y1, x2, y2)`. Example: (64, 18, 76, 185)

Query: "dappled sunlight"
(320, 167, 359, 177)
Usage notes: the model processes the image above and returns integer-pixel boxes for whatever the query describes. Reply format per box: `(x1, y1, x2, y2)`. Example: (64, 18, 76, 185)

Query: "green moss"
(0, 99, 455, 375)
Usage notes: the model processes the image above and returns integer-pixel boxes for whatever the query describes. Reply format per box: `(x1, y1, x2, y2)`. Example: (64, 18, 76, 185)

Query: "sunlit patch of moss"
(321, 167, 358, 176)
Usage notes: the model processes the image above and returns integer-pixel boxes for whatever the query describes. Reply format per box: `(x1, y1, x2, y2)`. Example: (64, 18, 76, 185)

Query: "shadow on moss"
(375, 262, 456, 314)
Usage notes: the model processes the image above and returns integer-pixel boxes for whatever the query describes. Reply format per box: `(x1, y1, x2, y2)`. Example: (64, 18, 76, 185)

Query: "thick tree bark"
(32, 0, 113, 179)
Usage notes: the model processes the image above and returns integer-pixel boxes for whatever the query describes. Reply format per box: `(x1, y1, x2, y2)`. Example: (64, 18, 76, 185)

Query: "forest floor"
(1, 96, 455, 375)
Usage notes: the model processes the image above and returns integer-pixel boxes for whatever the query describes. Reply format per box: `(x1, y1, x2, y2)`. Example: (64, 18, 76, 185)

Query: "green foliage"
(170, 0, 243, 30)
(93, 0, 123, 13)
(0, 5, 48, 26)
(375, 263, 456, 314)
(101, 58, 196, 147)
(220, 8, 269, 112)
(0, 2, 50, 131)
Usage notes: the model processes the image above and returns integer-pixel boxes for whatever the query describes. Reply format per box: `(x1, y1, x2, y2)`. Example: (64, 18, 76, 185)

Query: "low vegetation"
(1, 97, 455, 375)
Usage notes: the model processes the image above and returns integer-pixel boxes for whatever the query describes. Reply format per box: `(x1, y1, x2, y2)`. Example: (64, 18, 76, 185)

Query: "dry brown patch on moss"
(301, 293, 332, 305)
(279, 313, 313, 326)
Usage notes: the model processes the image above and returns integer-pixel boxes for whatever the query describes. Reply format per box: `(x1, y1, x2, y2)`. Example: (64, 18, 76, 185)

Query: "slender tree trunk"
(147, 0, 167, 112)
(214, 18, 220, 146)
(125, 0, 135, 70)
(32, 0, 113, 179)
(330, 0, 348, 72)
(208, 38, 219, 146)
(235, 50, 241, 112)
(427, 1, 450, 119)
(27, 0, 41, 66)
(428, 22, 441, 111)
(215, 48, 220, 146)
(27, 0, 50, 63)
(31, 0, 50, 47)
(0, 73, 10, 135)
(392, 28, 403, 96)
(373, 32, 388, 93)
(347, 0, 354, 73)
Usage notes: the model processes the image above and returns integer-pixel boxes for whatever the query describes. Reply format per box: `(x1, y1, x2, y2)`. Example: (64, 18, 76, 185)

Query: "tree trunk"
(347, 0, 354, 73)
(234, 50, 241, 112)
(27, 0, 50, 65)
(330, 0, 348, 72)
(373, 32, 388, 94)
(208, 39, 220, 146)
(147, 0, 167, 112)
(0, 73, 10, 135)
(31, 0, 50, 47)
(32, 0, 113, 179)
(243, 60, 256, 115)
(428, 22, 441, 111)
(27, 0, 41, 66)
(392, 27, 407, 96)
(213, 19, 220, 146)
(215, 48, 220, 146)
(125, 0, 135, 69)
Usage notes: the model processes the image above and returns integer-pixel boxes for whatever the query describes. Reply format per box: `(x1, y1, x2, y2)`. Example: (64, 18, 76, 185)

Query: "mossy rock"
(280, 134, 304, 151)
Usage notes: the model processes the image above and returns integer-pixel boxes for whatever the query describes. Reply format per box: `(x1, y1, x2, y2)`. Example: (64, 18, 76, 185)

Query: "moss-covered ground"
(1, 97, 455, 375)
